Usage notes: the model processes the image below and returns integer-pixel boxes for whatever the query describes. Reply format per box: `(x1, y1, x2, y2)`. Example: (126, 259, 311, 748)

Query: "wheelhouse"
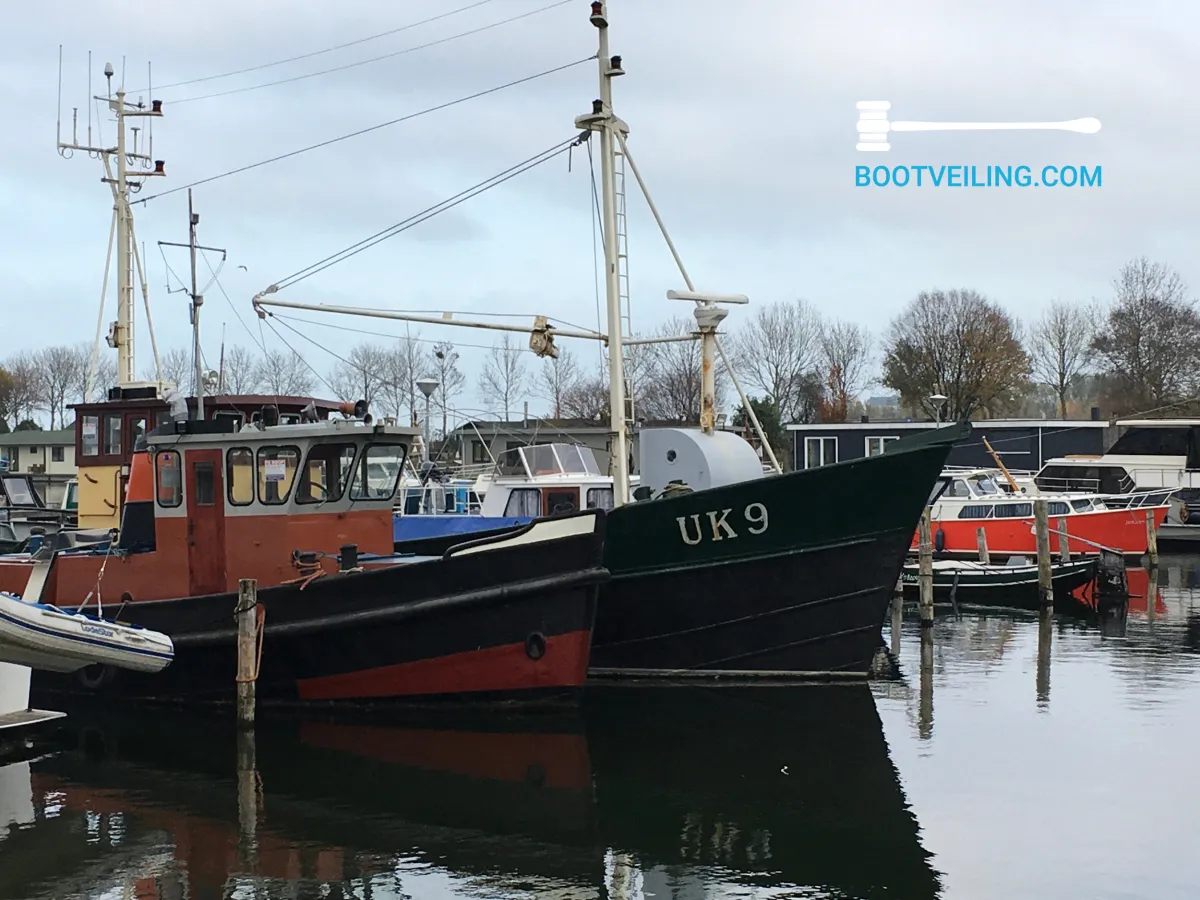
(481, 443, 616, 518)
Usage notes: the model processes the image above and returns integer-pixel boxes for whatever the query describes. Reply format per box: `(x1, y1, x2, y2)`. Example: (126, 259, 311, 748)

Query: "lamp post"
(929, 393, 948, 426)
(416, 378, 439, 462)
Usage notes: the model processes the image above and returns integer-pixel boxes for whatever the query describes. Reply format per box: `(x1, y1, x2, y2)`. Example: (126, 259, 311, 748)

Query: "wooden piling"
(1146, 508, 1159, 568)
(890, 593, 902, 657)
(236, 728, 259, 868)
(1034, 498, 1052, 609)
(1036, 606, 1052, 706)
(918, 627, 934, 740)
(975, 527, 990, 564)
(1056, 518, 1072, 563)
(236, 579, 258, 727)
(918, 507, 934, 626)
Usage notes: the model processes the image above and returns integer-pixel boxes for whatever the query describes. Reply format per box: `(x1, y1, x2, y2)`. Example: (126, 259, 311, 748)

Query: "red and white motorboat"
(911, 468, 1171, 558)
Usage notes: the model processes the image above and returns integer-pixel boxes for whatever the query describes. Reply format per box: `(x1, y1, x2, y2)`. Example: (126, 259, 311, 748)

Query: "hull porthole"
(525, 632, 547, 660)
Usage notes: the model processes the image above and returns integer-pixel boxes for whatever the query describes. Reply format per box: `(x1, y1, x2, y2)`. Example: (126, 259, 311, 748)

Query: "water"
(2, 558, 1199, 900)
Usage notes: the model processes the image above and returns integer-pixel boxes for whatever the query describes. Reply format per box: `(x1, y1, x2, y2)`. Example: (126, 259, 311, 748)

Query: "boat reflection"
(0, 686, 940, 900)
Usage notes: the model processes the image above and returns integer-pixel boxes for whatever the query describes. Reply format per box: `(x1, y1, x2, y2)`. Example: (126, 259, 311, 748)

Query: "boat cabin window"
(257, 446, 301, 505)
(1071, 498, 1094, 512)
(528, 444, 561, 476)
(129, 415, 148, 451)
(971, 476, 1000, 495)
(297, 442, 357, 504)
(2, 477, 37, 507)
(103, 414, 122, 456)
(227, 447, 254, 506)
(948, 480, 971, 498)
(214, 410, 245, 430)
(194, 463, 216, 506)
(63, 480, 78, 511)
(1047, 501, 1070, 516)
(504, 488, 541, 517)
(350, 443, 405, 501)
(587, 487, 614, 511)
(958, 504, 994, 519)
(155, 450, 183, 508)
(993, 502, 1033, 518)
(497, 448, 529, 478)
(81, 415, 100, 456)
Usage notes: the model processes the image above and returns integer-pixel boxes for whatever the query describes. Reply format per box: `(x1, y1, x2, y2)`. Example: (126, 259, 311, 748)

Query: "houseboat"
(0, 400, 607, 707)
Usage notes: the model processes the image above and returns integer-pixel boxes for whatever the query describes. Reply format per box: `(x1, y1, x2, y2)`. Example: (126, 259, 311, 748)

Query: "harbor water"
(2, 557, 1199, 900)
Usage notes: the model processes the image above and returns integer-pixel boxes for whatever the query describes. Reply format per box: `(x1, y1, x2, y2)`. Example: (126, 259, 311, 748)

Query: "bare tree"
(881, 288, 1030, 419)
(219, 345, 262, 394)
(562, 369, 610, 420)
(430, 342, 466, 438)
(35, 345, 87, 429)
(1091, 258, 1200, 414)
(1029, 301, 1094, 418)
(378, 330, 425, 424)
(478, 334, 529, 420)
(255, 348, 315, 396)
(638, 317, 726, 423)
(538, 348, 582, 418)
(819, 320, 873, 422)
(329, 343, 385, 407)
(2, 352, 41, 426)
(149, 347, 194, 394)
(732, 299, 823, 422)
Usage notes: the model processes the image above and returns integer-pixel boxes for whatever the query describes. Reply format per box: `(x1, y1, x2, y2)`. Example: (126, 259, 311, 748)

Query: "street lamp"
(929, 393, 948, 426)
(416, 378, 440, 462)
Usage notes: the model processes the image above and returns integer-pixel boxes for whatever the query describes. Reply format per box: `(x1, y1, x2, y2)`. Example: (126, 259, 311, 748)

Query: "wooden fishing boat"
(0, 403, 607, 707)
(899, 557, 1098, 607)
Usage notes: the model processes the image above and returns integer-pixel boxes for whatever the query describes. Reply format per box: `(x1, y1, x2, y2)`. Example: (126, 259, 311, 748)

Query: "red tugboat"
(0, 400, 607, 707)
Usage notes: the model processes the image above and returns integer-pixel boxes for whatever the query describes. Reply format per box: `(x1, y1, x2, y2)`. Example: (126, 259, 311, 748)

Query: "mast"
(58, 57, 165, 392)
(188, 189, 204, 417)
(577, 1, 630, 506)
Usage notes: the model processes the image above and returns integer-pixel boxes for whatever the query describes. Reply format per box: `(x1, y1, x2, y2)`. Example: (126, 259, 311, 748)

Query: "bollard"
(1057, 518, 1072, 563)
(976, 527, 990, 565)
(1034, 498, 1052, 609)
(236, 579, 258, 727)
(918, 507, 934, 626)
(1146, 508, 1159, 568)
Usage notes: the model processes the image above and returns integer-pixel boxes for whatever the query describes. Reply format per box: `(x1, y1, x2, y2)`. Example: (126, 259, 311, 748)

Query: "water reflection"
(0, 686, 939, 900)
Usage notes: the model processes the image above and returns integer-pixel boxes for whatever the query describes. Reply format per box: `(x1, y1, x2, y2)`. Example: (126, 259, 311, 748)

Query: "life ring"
(76, 663, 114, 691)
(525, 632, 547, 660)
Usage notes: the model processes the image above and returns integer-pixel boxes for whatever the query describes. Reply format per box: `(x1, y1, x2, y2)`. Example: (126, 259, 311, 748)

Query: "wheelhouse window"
(257, 446, 301, 505)
(155, 450, 183, 508)
(3, 477, 37, 507)
(1048, 501, 1071, 516)
(587, 487, 614, 511)
(865, 436, 899, 457)
(504, 488, 541, 517)
(350, 443, 405, 501)
(1070, 498, 1094, 513)
(804, 436, 837, 469)
(227, 447, 254, 506)
(129, 415, 149, 451)
(81, 415, 100, 457)
(103, 415, 122, 456)
(297, 443, 357, 504)
(948, 480, 971, 498)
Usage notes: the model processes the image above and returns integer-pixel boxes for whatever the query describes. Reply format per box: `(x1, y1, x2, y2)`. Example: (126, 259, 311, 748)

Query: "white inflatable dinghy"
(0, 591, 174, 674)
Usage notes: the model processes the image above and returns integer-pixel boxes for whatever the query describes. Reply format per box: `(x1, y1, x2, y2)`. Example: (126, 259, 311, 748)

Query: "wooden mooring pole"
(1146, 508, 1159, 568)
(1034, 498, 1052, 609)
(918, 507, 934, 626)
(1036, 606, 1052, 706)
(976, 527, 990, 564)
(1057, 518, 1072, 563)
(236, 728, 259, 869)
(236, 579, 258, 727)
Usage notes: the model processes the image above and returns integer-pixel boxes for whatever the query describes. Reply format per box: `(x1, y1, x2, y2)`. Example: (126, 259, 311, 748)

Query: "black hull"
(33, 512, 606, 707)
(590, 527, 916, 673)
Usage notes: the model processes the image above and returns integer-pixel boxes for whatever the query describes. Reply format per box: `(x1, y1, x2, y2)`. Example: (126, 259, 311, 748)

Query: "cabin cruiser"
(0, 474, 73, 553)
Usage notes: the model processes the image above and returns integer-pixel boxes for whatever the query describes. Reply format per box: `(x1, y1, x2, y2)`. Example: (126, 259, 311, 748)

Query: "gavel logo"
(856, 101, 1101, 152)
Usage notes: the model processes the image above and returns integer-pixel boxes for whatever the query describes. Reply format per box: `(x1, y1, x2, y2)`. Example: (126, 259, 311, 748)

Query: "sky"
(3, 0, 1198, 417)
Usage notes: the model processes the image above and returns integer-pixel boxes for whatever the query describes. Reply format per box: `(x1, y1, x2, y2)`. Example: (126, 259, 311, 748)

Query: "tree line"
(3, 254, 1187, 440)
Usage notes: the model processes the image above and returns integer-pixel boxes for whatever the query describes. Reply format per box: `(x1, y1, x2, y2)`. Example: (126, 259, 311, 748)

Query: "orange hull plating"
(910, 506, 1168, 556)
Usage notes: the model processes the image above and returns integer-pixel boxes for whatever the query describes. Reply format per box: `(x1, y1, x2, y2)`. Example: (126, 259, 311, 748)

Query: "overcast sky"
(4, 0, 1197, 413)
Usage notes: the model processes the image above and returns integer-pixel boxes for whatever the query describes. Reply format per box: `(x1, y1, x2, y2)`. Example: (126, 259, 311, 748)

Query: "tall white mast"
(58, 56, 165, 392)
(576, 1, 630, 506)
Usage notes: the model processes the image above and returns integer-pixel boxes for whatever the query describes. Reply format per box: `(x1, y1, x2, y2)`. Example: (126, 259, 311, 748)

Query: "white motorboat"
(0, 590, 174, 675)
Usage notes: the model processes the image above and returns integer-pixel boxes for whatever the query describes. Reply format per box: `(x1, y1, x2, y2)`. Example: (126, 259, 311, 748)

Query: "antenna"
(60, 51, 166, 396)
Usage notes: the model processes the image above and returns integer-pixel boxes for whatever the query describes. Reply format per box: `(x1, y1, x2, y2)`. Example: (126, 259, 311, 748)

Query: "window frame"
(296, 442, 358, 505)
(51, 446, 65, 463)
(256, 445, 302, 506)
(226, 446, 255, 507)
(349, 442, 407, 502)
(804, 436, 838, 469)
(504, 487, 541, 517)
(155, 450, 183, 508)
(865, 435, 900, 457)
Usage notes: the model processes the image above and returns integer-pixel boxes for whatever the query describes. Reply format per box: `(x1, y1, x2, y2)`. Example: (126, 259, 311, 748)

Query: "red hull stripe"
(295, 630, 592, 701)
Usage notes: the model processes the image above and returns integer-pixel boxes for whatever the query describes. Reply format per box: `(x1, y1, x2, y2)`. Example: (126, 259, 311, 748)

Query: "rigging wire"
(272, 312, 568, 355)
(132, 56, 593, 206)
(142, 0, 497, 91)
(169, 0, 574, 104)
(272, 135, 582, 289)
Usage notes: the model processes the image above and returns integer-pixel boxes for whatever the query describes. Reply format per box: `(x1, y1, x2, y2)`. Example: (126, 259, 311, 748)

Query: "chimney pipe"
(1091, 406, 1101, 421)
